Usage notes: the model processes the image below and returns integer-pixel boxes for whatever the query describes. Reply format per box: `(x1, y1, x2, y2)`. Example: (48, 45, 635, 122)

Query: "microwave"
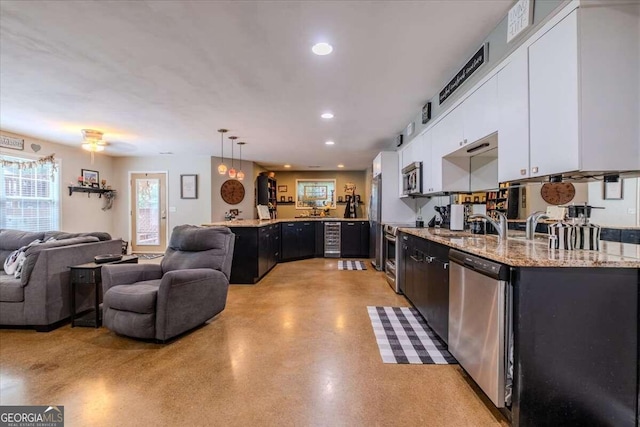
(402, 162, 423, 196)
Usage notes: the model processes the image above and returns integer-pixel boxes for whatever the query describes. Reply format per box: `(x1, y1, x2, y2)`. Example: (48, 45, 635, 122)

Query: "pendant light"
(217, 129, 228, 175)
(228, 136, 237, 178)
(236, 142, 246, 181)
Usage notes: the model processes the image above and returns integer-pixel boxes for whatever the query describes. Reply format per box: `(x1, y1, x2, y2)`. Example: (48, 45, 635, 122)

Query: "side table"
(69, 255, 139, 327)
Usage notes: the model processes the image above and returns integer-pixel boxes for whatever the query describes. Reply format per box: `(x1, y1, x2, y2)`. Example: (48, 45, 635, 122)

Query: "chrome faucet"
(468, 212, 508, 240)
(526, 211, 549, 240)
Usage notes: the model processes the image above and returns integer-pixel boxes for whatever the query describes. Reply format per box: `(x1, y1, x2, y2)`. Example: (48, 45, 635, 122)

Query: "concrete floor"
(0, 258, 508, 426)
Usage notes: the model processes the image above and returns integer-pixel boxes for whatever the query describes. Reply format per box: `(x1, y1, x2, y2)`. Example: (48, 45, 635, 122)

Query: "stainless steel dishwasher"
(448, 249, 512, 409)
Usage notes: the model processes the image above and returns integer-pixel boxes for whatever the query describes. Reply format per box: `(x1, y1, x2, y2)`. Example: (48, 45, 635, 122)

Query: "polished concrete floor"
(0, 258, 508, 426)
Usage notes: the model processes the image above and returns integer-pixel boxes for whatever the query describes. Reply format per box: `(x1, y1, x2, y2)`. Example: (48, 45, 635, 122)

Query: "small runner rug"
(338, 260, 367, 270)
(367, 306, 457, 364)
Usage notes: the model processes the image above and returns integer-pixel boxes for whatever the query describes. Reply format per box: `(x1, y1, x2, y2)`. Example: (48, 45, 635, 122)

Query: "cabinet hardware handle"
(347, 223, 354, 226)
(531, 166, 539, 174)
(443, 263, 449, 269)
(426, 256, 434, 263)
(402, 236, 408, 240)
(520, 169, 527, 175)
(463, 139, 467, 145)
(459, 141, 463, 146)
(410, 255, 420, 262)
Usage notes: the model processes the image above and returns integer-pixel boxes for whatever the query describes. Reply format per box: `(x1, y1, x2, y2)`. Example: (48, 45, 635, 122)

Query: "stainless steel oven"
(383, 223, 413, 293)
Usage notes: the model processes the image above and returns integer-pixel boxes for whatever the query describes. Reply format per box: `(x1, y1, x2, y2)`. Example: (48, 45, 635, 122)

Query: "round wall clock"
(540, 182, 576, 205)
(220, 179, 245, 205)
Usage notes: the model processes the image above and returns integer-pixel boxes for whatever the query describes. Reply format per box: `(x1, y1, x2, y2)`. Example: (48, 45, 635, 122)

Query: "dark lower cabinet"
(398, 232, 449, 343)
(512, 267, 638, 427)
(340, 221, 370, 258)
(281, 222, 315, 261)
(258, 224, 280, 278)
(230, 225, 279, 284)
(396, 232, 640, 425)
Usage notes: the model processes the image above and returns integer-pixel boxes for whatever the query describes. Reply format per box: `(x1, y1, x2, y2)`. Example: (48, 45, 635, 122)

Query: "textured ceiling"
(0, 1, 513, 170)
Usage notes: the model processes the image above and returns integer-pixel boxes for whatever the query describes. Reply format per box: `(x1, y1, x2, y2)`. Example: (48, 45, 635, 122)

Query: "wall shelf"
(68, 186, 116, 198)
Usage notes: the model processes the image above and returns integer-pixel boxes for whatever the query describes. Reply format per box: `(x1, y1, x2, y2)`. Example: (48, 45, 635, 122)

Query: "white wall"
(210, 158, 259, 222)
(588, 178, 639, 227)
(0, 130, 117, 235)
(518, 179, 640, 227)
(111, 155, 213, 242)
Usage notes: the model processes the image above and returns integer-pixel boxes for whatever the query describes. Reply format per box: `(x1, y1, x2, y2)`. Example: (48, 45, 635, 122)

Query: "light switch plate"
(169, 207, 177, 212)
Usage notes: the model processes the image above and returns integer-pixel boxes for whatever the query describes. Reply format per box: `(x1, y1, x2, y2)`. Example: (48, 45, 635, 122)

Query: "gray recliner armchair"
(101, 225, 235, 341)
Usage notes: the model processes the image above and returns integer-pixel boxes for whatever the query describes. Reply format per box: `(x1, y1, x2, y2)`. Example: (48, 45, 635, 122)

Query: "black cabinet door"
(404, 242, 420, 304)
(314, 221, 324, 257)
(398, 234, 410, 294)
(298, 222, 315, 258)
(341, 221, 361, 257)
(229, 228, 259, 284)
(281, 222, 299, 260)
(359, 222, 370, 257)
(258, 227, 270, 278)
(412, 239, 430, 321)
(271, 224, 280, 266)
(427, 258, 449, 343)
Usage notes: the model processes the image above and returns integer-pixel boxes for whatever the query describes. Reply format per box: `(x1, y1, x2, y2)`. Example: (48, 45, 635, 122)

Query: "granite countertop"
(203, 217, 367, 228)
(399, 228, 640, 268)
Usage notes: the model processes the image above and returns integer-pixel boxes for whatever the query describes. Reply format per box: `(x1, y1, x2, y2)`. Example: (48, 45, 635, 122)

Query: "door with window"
(130, 173, 167, 253)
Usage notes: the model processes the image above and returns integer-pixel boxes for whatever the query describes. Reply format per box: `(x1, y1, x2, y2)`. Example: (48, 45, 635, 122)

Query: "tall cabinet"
(256, 175, 277, 219)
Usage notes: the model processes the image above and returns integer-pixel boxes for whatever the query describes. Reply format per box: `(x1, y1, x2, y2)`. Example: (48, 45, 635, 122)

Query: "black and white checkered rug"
(367, 306, 457, 364)
(338, 260, 367, 270)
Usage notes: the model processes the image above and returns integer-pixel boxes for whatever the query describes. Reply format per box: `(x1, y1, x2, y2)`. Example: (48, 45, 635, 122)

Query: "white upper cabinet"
(528, 10, 580, 178)
(432, 106, 464, 156)
(431, 76, 498, 164)
(420, 132, 434, 193)
(497, 50, 530, 182)
(526, 5, 639, 178)
(462, 76, 498, 146)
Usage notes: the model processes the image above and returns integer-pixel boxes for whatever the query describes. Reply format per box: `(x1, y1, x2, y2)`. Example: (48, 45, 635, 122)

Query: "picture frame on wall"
(180, 174, 198, 199)
(81, 169, 99, 184)
(603, 179, 623, 200)
(280, 196, 285, 202)
(278, 185, 287, 192)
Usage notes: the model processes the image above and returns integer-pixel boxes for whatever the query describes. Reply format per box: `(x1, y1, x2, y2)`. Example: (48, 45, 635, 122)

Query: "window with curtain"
(0, 154, 60, 232)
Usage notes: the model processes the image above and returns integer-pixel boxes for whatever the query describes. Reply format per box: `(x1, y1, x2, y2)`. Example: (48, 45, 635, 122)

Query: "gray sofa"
(0, 229, 122, 331)
(101, 225, 234, 342)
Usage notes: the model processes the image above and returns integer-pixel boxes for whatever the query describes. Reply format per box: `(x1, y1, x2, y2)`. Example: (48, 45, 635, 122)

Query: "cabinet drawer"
(71, 269, 99, 284)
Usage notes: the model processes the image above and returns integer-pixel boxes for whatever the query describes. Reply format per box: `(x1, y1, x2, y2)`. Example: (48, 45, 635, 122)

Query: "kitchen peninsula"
(396, 227, 639, 427)
(203, 218, 370, 284)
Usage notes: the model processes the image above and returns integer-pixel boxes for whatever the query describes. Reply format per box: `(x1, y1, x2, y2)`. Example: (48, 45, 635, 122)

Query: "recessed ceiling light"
(284, 164, 291, 168)
(312, 42, 333, 56)
(338, 164, 345, 168)
(321, 112, 334, 119)
(325, 141, 335, 145)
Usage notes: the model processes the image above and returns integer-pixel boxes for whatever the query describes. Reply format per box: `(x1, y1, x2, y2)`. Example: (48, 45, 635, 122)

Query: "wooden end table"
(69, 255, 139, 327)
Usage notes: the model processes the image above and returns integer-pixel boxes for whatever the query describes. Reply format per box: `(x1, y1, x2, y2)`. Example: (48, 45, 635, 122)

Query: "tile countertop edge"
(202, 218, 369, 228)
(398, 228, 640, 269)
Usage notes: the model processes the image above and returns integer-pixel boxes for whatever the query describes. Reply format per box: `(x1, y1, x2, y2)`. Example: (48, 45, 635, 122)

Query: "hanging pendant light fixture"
(217, 129, 228, 175)
(228, 136, 238, 178)
(236, 142, 246, 181)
